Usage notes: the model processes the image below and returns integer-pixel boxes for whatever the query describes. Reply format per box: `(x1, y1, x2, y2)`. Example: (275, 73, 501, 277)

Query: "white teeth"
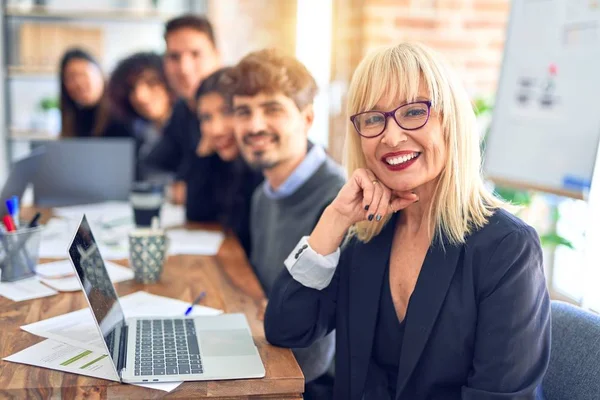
(385, 152, 419, 165)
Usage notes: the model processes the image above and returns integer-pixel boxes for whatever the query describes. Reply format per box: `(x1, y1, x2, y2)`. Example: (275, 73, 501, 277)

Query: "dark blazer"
(144, 99, 201, 180)
(142, 99, 234, 226)
(265, 209, 551, 400)
(186, 156, 263, 257)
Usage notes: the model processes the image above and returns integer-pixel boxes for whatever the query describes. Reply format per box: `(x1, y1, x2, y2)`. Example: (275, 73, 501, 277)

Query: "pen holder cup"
(0, 226, 43, 282)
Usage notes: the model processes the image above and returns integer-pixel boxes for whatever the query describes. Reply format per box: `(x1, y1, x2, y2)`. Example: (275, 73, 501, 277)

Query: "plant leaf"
(539, 232, 574, 249)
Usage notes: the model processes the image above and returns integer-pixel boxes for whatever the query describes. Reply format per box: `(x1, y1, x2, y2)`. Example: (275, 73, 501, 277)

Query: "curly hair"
(108, 52, 175, 122)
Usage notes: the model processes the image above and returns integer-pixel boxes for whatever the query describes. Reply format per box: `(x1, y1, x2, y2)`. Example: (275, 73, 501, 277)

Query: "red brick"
(437, 0, 472, 10)
(465, 60, 501, 70)
(423, 38, 479, 51)
(367, 0, 412, 6)
(463, 18, 507, 30)
(489, 39, 506, 50)
(473, 0, 511, 13)
(396, 16, 445, 30)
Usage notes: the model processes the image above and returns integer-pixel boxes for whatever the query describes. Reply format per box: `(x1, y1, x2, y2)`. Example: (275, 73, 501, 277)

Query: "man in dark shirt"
(144, 14, 222, 221)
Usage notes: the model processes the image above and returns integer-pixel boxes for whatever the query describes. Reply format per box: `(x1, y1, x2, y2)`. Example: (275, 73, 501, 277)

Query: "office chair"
(542, 300, 600, 400)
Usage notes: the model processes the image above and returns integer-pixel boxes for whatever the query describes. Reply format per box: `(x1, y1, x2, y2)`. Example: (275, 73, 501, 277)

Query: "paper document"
(0, 277, 57, 301)
(53, 201, 132, 223)
(53, 201, 186, 229)
(39, 218, 76, 259)
(160, 203, 186, 228)
(3, 339, 182, 392)
(41, 202, 187, 260)
(167, 229, 225, 255)
(37, 260, 134, 292)
(22, 291, 223, 353)
(39, 217, 128, 260)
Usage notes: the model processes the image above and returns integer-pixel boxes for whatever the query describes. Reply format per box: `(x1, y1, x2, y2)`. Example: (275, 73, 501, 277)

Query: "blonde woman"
(264, 43, 550, 400)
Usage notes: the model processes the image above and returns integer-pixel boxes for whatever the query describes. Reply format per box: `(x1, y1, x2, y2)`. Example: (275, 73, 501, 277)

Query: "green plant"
(473, 96, 494, 116)
(492, 187, 573, 249)
(473, 96, 573, 250)
(39, 97, 59, 111)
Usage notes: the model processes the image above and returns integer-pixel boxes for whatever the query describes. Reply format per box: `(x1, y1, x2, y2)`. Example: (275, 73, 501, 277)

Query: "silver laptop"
(67, 215, 265, 383)
(0, 147, 45, 206)
(32, 138, 134, 207)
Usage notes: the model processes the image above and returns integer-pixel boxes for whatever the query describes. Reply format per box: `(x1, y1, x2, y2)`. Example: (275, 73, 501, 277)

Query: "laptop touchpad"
(199, 329, 257, 357)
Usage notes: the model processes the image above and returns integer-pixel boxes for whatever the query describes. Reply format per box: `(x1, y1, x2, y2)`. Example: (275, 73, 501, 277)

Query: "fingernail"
(364, 205, 370, 211)
(376, 215, 382, 221)
(368, 214, 374, 221)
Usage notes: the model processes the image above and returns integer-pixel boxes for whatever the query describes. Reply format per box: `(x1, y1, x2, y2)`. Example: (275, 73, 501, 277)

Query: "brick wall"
(207, 0, 511, 162)
(360, 0, 510, 95)
(328, 0, 511, 161)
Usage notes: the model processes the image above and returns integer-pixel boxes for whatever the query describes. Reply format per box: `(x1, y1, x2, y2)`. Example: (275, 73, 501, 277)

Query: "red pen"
(3, 215, 17, 232)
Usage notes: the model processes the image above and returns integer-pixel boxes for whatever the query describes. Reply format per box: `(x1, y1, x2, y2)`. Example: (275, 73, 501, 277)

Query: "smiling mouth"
(383, 152, 421, 166)
(243, 133, 278, 147)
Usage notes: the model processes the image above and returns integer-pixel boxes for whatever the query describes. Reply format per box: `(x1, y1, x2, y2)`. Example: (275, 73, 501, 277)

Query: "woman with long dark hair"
(59, 48, 112, 137)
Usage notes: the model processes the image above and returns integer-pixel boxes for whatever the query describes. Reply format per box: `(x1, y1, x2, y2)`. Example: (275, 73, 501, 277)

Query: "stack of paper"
(167, 229, 225, 255)
(6, 291, 223, 392)
(0, 277, 57, 301)
(39, 202, 222, 259)
(3, 339, 181, 392)
(53, 201, 133, 224)
(38, 217, 129, 260)
(53, 201, 186, 230)
(36, 260, 134, 292)
(38, 217, 78, 259)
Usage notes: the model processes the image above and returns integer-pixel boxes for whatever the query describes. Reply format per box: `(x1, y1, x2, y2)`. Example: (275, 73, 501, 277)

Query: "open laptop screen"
(0, 147, 45, 206)
(31, 138, 134, 207)
(68, 215, 126, 372)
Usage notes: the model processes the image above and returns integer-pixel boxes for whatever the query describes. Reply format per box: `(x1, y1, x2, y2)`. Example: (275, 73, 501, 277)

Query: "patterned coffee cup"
(128, 228, 169, 284)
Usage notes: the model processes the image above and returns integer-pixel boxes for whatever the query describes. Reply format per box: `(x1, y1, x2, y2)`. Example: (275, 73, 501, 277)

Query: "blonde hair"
(345, 42, 504, 244)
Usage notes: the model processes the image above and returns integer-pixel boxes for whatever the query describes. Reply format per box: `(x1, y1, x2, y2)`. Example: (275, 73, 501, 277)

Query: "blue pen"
(5, 196, 19, 229)
(184, 291, 207, 316)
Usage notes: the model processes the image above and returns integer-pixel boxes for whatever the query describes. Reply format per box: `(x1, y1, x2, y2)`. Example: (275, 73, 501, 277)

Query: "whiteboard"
(484, 0, 600, 199)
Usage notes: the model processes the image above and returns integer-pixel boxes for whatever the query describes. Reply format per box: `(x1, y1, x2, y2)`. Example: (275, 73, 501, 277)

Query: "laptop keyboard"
(134, 319, 203, 376)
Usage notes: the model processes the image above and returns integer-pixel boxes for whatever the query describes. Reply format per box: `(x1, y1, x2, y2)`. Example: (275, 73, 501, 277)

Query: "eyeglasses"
(350, 100, 432, 138)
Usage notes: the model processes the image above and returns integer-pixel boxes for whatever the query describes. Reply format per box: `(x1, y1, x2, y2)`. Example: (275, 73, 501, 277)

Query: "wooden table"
(0, 218, 304, 399)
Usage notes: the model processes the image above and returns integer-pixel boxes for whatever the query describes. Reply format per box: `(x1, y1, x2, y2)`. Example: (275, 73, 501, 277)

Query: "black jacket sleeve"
(143, 127, 184, 176)
(264, 240, 353, 348)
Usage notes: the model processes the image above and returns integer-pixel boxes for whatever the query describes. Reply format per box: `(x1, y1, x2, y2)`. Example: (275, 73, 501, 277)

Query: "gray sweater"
(250, 156, 346, 382)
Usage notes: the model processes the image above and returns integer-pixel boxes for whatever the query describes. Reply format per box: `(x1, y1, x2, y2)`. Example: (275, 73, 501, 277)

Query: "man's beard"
(242, 131, 280, 171)
(248, 151, 280, 171)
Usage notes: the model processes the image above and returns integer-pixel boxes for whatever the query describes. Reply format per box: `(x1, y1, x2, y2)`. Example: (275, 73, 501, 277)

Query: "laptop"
(0, 147, 45, 206)
(67, 215, 265, 383)
(31, 138, 134, 207)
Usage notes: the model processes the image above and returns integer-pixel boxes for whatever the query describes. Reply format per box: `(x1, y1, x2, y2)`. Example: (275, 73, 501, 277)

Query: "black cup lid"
(131, 181, 165, 194)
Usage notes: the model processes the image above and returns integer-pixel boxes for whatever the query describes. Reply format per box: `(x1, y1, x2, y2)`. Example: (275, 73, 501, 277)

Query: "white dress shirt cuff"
(284, 236, 340, 290)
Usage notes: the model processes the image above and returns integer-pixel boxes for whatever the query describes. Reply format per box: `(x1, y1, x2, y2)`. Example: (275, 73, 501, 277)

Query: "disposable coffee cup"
(130, 182, 164, 227)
